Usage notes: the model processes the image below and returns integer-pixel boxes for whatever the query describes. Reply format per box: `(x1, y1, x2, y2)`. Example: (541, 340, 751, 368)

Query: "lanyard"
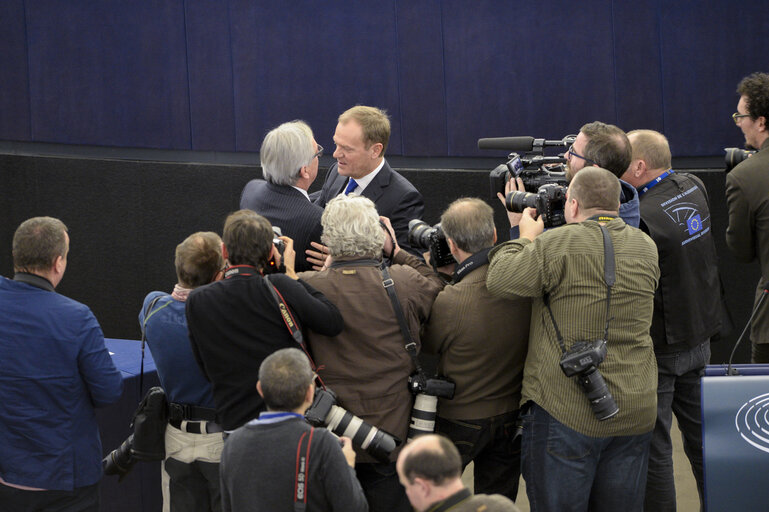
(638, 169, 674, 197)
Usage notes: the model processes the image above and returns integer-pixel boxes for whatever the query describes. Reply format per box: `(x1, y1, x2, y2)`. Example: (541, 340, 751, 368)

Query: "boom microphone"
(477, 136, 574, 152)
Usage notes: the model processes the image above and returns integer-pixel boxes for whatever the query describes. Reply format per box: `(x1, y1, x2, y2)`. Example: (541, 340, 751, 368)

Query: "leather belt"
(169, 418, 224, 434)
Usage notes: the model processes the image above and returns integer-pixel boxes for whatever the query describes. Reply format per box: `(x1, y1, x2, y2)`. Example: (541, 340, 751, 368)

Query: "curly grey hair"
(321, 195, 385, 259)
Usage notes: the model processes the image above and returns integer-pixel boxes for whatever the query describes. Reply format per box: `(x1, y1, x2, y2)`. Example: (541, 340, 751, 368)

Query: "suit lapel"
(361, 161, 392, 203)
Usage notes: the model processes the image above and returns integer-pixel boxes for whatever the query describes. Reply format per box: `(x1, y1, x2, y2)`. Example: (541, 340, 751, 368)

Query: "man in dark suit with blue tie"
(313, 106, 425, 257)
(240, 120, 325, 272)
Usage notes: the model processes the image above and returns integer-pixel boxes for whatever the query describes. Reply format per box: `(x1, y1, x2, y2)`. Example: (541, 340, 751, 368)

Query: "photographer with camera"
(487, 167, 659, 512)
(421, 198, 530, 503)
(138, 232, 226, 512)
(219, 348, 368, 512)
(186, 210, 344, 432)
(298, 194, 444, 512)
(623, 130, 722, 511)
(725, 72, 769, 363)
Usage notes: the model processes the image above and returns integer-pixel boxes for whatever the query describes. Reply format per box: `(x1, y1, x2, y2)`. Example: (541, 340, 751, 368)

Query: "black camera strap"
(379, 265, 427, 380)
(262, 275, 326, 390)
(545, 224, 615, 355)
(293, 427, 315, 512)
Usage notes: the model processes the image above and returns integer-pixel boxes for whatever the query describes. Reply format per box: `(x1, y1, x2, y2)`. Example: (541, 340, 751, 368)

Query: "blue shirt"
(0, 275, 123, 490)
(139, 292, 216, 409)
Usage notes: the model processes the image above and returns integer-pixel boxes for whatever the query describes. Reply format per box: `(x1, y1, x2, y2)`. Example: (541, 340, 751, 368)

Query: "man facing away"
(623, 129, 721, 511)
(0, 217, 123, 511)
(219, 348, 368, 512)
(240, 120, 325, 271)
(487, 167, 659, 512)
(312, 105, 425, 257)
(421, 198, 530, 502)
(396, 434, 520, 512)
(725, 71, 769, 362)
(140, 231, 226, 512)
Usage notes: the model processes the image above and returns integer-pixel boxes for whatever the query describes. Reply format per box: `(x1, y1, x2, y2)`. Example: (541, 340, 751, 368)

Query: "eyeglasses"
(732, 112, 751, 124)
(566, 145, 596, 165)
(311, 144, 324, 161)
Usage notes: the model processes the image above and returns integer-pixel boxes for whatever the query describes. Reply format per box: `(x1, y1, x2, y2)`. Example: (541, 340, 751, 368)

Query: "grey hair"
(321, 195, 385, 259)
(258, 348, 314, 411)
(260, 120, 315, 186)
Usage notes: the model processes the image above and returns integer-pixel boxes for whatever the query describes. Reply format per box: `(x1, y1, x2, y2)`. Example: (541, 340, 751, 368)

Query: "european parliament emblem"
(687, 214, 702, 235)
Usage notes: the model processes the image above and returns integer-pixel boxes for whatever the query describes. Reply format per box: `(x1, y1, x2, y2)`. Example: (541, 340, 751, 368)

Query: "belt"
(169, 418, 224, 434)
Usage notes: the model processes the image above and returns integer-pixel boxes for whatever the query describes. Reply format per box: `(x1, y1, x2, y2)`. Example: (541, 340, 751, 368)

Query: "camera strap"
(544, 224, 615, 355)
(262, 275, 327, 390)
(293, 427, 315, 512)
(379, 265, 427, 380)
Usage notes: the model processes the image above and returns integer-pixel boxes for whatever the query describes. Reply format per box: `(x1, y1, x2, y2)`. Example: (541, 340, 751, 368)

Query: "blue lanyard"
(638, 169, 674, 197)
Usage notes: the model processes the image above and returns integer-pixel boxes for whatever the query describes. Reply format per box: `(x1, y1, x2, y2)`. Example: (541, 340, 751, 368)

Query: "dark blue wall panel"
(395, 1, 448, 156)
(26, 1, 191, 148)
(0, 1, 31, 141)
(185, 1, 236, 151)
(2, 1, 768, 156)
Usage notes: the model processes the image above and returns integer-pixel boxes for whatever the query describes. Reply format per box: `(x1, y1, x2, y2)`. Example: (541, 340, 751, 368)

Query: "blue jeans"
(436, 410, 521, 501)
(521, 402, 652, 512)
(644, 341, 709, 512)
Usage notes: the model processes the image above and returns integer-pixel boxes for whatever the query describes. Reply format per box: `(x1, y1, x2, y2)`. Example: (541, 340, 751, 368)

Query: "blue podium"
(702, 364, 769, 511)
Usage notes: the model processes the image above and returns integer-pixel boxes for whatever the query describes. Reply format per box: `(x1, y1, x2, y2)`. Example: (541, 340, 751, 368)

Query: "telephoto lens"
(408, 394, 438, 441)
(102, 434, 138, 478)
(577, 368, 619, 421)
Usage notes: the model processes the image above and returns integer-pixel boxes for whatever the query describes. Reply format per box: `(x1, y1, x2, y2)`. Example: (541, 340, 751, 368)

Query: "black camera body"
(407, 373, 456, 399)
(505, 183, 567, 228)
(305, 387, 401, 462)
(725, 147, 756, 173)
(407, 220, 455, 267)
(559, 339, 618, 421)
(489, 154, 568, 198)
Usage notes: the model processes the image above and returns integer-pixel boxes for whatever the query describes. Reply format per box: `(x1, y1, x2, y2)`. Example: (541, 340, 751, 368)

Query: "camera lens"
(103, 434, 137, 477)
(505, 191, 538, 214)
(408, 220, 434, 251)
(324, 405, 400, 462)
(577, 368, 619, 421)
(408, 394, 438, 441)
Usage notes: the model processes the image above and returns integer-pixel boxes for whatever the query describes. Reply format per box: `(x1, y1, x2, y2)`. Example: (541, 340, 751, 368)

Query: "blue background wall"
(1, 0, 767, 157)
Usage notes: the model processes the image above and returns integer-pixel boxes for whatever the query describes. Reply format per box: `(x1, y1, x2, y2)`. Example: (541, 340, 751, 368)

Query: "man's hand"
(497, 176, 526, 228)
(519, 207, 544, 241)
(277, 236, 298, 279)
(380, 216, 400, 258)
(306, 241, 331, 271)
(339, 436, 356, 468)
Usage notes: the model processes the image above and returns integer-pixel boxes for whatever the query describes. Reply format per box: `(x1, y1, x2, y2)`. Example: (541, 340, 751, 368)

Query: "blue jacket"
(619, 179, 641, 228)
(0, 275, 123, 490)
(139, 292, 216, 409)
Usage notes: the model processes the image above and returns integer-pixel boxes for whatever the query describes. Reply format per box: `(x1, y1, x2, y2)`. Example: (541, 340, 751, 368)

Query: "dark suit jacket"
(314, 160, 425, 256)
(240, 180, 323, 272)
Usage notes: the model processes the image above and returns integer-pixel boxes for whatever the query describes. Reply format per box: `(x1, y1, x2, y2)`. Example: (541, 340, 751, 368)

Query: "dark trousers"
(521, 402, 652, 512)
(355, 461, 411, 512)
(751, 341, 769, 363)
(435, 410, 520, 501)
(0, 482, 99, 512)
(644, 341, 709, 512)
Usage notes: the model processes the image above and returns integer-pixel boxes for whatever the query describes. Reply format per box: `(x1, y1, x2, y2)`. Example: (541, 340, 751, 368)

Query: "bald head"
(440, 197, 496, 254)
(397, 434, 462, 486)
(568, 166, 621, 214)
(623, 129, 672, 188)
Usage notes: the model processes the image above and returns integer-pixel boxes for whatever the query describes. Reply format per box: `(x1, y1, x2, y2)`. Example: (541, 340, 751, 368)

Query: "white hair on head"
(321, 195, 385, 259)
(260, 120, 314, 186)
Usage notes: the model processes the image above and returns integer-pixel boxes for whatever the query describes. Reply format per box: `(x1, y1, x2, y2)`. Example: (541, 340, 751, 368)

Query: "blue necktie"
(344, 178, 358, 195)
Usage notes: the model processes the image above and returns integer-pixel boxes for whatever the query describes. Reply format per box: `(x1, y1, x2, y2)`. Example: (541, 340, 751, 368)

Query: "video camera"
(479, 134, 574, 198)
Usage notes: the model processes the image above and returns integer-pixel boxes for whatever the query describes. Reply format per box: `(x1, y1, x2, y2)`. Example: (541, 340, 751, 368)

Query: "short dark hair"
(569, 166, 621, 212)
(175, 232, 223, 288)
(581, 121, 632, 178)
(12, 217, 68, 272)
(737, 72, 769, 121)
(440, 198, 495, 254)
(258, 348, 314, 411)
(400, 435, 462, 485)
(222, 210, 273, 268)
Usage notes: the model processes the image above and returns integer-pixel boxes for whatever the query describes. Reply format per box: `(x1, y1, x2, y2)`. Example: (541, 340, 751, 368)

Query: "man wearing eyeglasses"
(725, 72, 769, 362)
(240, 120, 325, 272)
(564, 121, 640, 228)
